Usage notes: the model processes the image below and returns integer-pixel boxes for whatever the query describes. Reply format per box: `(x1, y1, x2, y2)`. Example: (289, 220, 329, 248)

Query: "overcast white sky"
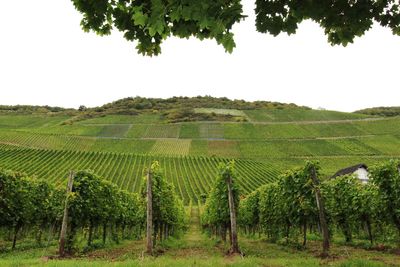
(0, 1, 399, 112)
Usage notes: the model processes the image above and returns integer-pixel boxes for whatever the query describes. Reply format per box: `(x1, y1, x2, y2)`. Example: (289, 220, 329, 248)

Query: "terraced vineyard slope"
(1, 98, 399, 203)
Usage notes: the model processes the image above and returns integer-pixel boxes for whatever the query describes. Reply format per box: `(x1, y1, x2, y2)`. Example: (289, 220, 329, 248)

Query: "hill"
(66, 96, 311, 123)
(1, 97, 398, 203)
(1, 96, 373, 123)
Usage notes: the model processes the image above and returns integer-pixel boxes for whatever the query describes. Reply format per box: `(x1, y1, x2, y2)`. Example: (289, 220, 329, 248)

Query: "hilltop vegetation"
(97, 96, 302, 112)
(0, 105, 73, 115)
(355, 106, 400, 117)
(67, 96, 308, 123)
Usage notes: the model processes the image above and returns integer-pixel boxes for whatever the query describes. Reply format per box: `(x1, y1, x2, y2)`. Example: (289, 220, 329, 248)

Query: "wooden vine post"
(146, 169, 153, 255)
(310, 165, 330, 257)
(59, 171, 74, 257)
(227, 174, 240, 254)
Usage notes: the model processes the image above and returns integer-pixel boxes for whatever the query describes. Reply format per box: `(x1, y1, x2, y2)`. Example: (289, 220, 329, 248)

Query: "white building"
(332, 164, 369, 183)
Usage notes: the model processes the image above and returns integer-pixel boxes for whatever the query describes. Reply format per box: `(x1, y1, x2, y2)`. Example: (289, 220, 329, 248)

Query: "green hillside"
(1, 98, 398, 203)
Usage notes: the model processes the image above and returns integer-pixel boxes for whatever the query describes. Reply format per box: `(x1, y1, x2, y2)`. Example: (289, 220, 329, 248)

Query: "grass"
(0, 251, 393, 267)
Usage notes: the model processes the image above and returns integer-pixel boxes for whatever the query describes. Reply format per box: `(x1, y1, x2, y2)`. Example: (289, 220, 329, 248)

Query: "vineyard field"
(28, 124, 105, 136)
(0, 146, 281, 203)
(1, 130, 400, 159)
(1, 111, 400, 204)
(244, 108, 372, 122)
(77, 114, 162, 124)
(150, 139, 191, 155)
(14, 117, 400, 141)
(179, 124, 201, 138)
(143, 124, 181, 138)
(0, 115, 68, 128)
(97, 124, 131, 137)
(199, 123, 224, 139)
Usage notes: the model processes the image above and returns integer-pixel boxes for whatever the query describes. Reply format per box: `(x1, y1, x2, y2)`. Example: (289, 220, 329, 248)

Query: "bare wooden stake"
(146, 169, 153, 255)
(227, 175, 240, 254)
(59, 171, 74, 257)
(310, 165, 330, 257)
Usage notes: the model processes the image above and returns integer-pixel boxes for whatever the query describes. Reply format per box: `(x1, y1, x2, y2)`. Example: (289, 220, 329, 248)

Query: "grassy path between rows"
(184, 206, 203, 247)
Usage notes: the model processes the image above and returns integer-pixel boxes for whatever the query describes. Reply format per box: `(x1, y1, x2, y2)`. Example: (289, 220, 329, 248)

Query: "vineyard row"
(0, 147, 280, 203)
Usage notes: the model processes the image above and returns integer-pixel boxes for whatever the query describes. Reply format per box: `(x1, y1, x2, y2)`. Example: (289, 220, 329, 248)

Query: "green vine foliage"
(0, 169, 63, 249)
(201, 161, 240, 239)
(255, 0, 400, 46)
(257, 183, 284, 241)
(324, 175, 362, 243)
(71, 0, 244, 55)
(358, 182, 384, 243)
(323, 175, 386, 244)
(140, 161, 187, 242)
(240, 160, 400, 246)
(0, 166, 183, 251)
(280, 162, 319, 239)
(238, 189, 260, 235)
(67, 170, 145, 249)
(251, 162, 321, 244)
(370, 160, 400, 237)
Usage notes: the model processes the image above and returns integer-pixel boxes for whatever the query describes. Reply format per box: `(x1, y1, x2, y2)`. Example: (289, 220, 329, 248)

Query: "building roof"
(331, 163, 368, 179)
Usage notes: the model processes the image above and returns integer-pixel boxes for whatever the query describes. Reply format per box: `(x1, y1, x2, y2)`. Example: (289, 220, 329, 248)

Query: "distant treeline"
(86, 96, 306, 123)
(355, 107, 400, 117)
(93, 96, 305, 114)
(0, 105, 72, 115)
(1, 96, 306, 117)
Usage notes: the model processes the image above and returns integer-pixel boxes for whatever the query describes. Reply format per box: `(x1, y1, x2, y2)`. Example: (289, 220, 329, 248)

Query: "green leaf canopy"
(72, 0, 400, 55)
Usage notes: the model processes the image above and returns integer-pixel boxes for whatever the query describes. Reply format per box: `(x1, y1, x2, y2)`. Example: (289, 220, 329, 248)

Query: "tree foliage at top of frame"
(72, 0, 400, 55)
(71, 0, 244, 55)
(255, 0, 400, 46)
